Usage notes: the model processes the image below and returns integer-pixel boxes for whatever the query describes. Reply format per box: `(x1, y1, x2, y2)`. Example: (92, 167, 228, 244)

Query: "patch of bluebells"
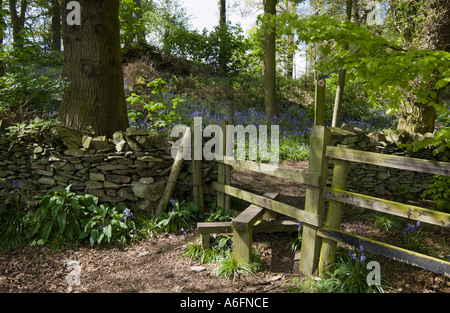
(127, 90, 396, 161)
(404, 221, 420, 235)
(349, 245, 366, 264)
(123, 208, 134, 222)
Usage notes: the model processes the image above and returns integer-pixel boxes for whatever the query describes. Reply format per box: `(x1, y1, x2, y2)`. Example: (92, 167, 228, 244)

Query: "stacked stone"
(0, 125, 217, 212)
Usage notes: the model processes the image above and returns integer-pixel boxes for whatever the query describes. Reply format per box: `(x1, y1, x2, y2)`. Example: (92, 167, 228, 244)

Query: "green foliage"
(402, 221, 430, 254)
(119, 0, 147, 49)
(2, 117, 59, 143)
(214, 250, 262, 280)
(157, 198, 201, 233)
(162, 23, 248, 74)
(421, 175, 450, 213)
(284, 14, 450, 117)
(367, 213, 403, 232)
(184, 234, 234, 264)
(134, 213, 162, 240)
(323, 246, 386, 293)
(82, 203, 136, 247)
(281, 221, 303, 253)
(400, 128, 450, 156)
(27, 186, 96, 246)
(27, 186, 136, 247)
(205, 199, 236, 222)
(0, 179, 29, 251)
(0, 46, 67, 115)
(127, 78, 183, 130)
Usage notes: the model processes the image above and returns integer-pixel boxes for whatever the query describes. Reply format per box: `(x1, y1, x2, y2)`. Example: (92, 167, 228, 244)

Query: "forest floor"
(0, 161, 449, 293)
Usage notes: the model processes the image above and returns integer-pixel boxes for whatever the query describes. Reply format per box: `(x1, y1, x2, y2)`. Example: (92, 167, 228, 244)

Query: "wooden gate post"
(217, 120, 232, 211)
(318, 156, 349, 276)
(191, 126, 204, 212)
(299, 126, 330, 275)
(314, 79, 326, 126)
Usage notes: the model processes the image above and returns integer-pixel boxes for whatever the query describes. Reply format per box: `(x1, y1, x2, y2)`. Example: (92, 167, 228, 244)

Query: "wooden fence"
(196, 124, 450, 278)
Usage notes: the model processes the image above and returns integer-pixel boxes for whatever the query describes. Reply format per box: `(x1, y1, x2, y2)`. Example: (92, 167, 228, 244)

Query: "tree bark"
(0, 0, 5, 77)
(218, 0, 228, 74)
(264, 0, 279, 123)
(51, 0, 61, 52)
(397, 90, 437, 134)
(331, 0, 352, 128)
(59, 0, 129, 138)
(134, 0, 146, 46)
(8, 0, 27, 48)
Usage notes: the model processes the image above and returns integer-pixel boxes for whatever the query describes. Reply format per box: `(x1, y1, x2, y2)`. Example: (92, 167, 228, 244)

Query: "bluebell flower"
(125, 208, 133, 218)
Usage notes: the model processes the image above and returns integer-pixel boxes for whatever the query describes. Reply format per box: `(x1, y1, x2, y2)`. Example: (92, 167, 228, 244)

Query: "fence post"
(314, 79, 326, 126)
(299, 125, 330, 275)
(318, 154, 349, 276)
(217, 120, 232, 210)
(191, 126, 204, 212)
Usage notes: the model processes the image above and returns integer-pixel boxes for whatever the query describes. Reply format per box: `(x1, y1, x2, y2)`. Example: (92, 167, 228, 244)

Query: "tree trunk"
(218, 0, 227, 74)
(8, 0, 27, 48)
(51, 0, 61, 52)
(331, 0, 352, 128)
(134, 0, 146, 46)
(59, 0, 129, 138)
(397, 96, 437, 134)
(0, 0, 5, 77)
(264, 0, 279, 123)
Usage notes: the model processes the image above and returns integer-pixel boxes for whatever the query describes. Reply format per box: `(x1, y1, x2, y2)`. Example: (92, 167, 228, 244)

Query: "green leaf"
(57, 210, 67, 233)
(40, 221, 53, 242)
(90, 229, 99, 247)
(104, 225, 112, 240)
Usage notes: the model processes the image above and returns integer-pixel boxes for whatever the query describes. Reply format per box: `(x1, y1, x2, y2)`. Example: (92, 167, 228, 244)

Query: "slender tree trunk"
(264, 0, 279, 123)
(331, 0, 352, 128)
(285, 0, 296, 79)
(59, 0, 129, 138)
(218, 0, 227, 74)
(8, 0, 27, 48)
(51, 0, 61, 52)
(134, 0, 146, 46)
(0, 0, 5, 77)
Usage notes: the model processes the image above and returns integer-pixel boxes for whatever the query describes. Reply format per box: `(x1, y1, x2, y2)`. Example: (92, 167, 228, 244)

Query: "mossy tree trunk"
(59, 0, 129, 138)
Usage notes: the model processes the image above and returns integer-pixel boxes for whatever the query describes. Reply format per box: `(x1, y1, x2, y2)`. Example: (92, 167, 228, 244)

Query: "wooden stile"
(232, 192, 278, 265)
(211, 181, 322, 227)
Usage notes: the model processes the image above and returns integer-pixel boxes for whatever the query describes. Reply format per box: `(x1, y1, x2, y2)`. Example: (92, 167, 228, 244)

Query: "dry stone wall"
(0, 126, 217, 212)
(329, 125, 449, 197)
